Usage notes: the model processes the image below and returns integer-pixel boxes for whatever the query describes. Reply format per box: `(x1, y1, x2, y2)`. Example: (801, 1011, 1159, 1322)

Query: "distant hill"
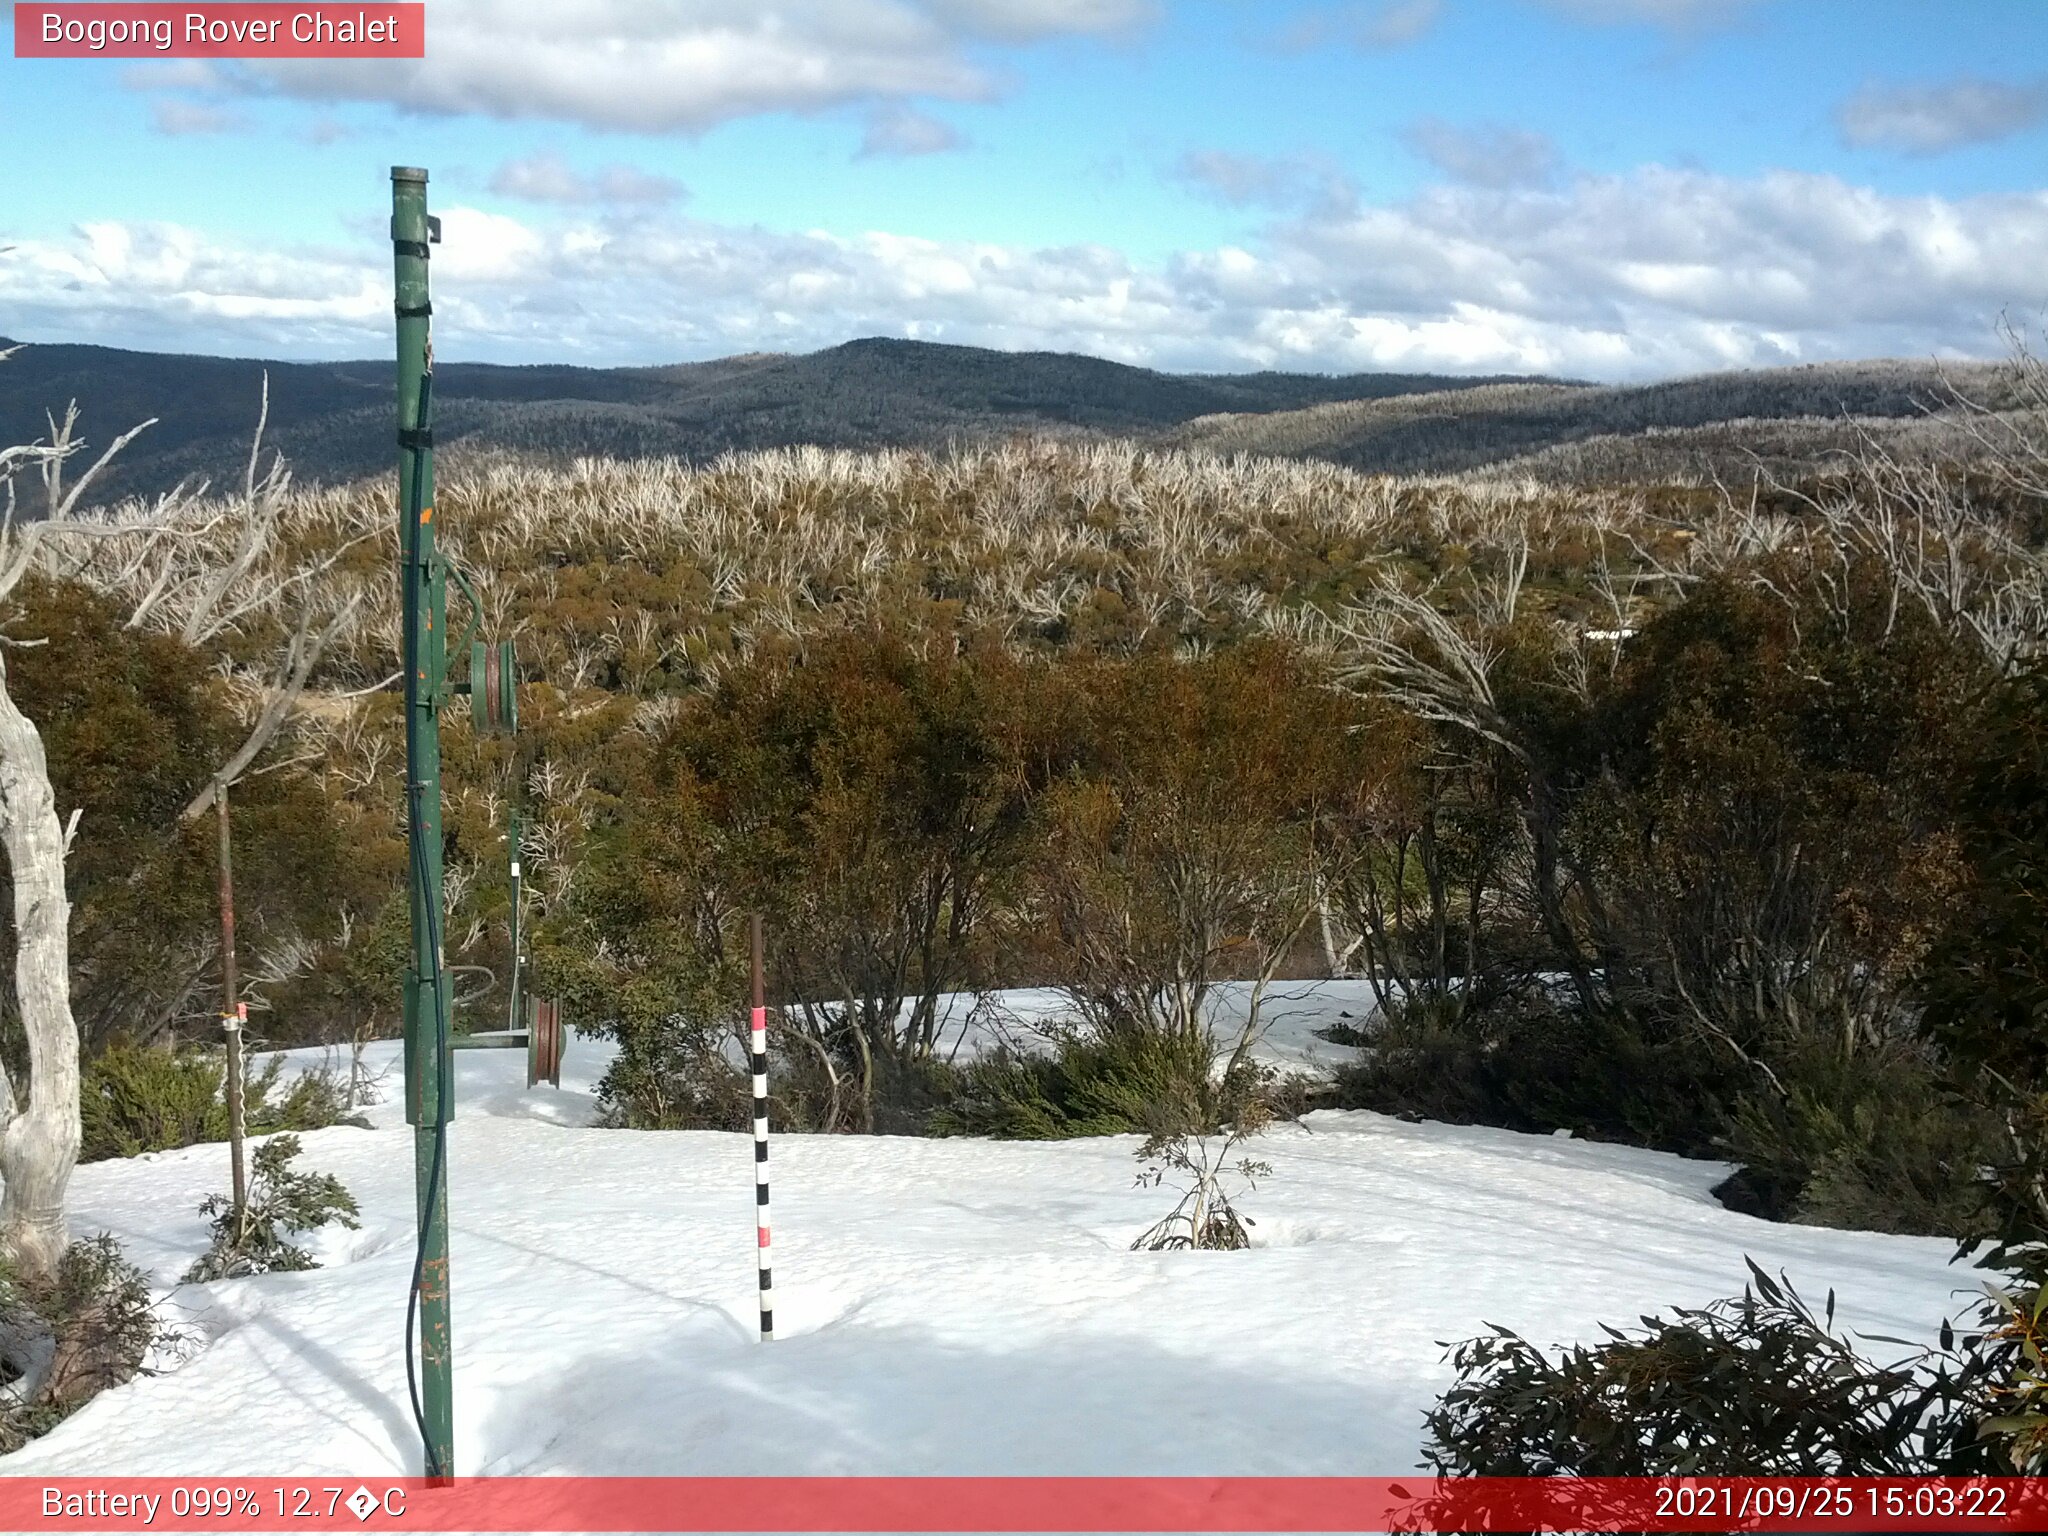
(1, 336, 2012, 503)
(1164, 360, 2006, 481)
(0, 336, 1560, 504)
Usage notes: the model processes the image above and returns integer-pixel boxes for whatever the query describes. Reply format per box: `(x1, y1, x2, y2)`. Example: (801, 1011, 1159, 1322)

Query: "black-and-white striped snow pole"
(750, 914, 774, 1342)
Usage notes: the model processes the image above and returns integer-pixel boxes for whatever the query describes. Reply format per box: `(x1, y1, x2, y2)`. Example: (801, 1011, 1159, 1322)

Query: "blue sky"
(4, 0, 2047, 378)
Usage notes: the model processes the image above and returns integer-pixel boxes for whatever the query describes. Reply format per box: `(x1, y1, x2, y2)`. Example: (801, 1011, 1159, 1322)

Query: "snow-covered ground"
(8, 984, 1985, 1477)
(866, 978, 1382, 1078)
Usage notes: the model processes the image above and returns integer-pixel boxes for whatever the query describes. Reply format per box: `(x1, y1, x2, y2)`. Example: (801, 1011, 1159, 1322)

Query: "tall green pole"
(392, 165, 453, 1481)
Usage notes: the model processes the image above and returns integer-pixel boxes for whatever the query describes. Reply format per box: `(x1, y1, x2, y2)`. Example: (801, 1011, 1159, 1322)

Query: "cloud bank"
(6, 168, 2044, 382)
(127, 0, 1157, 134)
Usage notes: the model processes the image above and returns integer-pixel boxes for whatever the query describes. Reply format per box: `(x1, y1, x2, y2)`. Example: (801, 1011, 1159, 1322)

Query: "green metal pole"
(392, 164, 453, 1482)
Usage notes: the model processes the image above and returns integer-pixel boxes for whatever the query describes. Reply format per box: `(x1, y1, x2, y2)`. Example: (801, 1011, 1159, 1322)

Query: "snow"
(6, 984, 1985, 1478)
(889, 979, 1380, 1077)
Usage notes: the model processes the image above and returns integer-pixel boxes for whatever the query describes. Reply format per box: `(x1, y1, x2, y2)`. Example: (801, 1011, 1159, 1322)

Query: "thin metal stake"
(215, 777, 247, 1226)
(751, 914, 774, 1342)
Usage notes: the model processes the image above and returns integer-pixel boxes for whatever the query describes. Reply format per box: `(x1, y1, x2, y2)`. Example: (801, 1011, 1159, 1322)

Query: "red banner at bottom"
(7, 1476, 2047, 1533)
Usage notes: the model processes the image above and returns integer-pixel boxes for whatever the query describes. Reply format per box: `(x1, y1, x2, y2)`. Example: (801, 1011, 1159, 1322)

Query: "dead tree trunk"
(0, 365, 317, 1288)
(0, 661, 80, 1284)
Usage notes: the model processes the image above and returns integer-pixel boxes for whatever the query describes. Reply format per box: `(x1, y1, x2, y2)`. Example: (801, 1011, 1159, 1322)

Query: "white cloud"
(1836, 76, 2048, 155)
(148, 99, 246, 135)
(1276, 0, 1742, 47)
(124, 1, 1155, 134)
(922, 0, 1156, 41)
(490, 154, 687, 207)
(1175, 151, 1315, 207)
(858, 106, 965, 158)
(430, 208, 550, 283)
(7, 170, 2045, 382)
(1270, 0, 1443, 52)
(1537, 0, 1752, 26)
(1404, 119, 1559, 189)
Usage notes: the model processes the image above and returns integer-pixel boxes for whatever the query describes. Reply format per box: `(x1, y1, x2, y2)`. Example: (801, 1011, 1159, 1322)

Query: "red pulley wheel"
(538, 998, 562, 1088)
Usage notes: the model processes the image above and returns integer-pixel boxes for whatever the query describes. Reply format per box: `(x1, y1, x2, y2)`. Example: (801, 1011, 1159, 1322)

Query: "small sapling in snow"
(185, 1134, 359, 1282)
(1131, 1111, 1275, 1252)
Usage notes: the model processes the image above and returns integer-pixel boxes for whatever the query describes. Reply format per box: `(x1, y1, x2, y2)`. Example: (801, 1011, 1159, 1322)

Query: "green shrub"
(1919, 664, 2048, 1263)
(1334, 990, 1735, 1155)
(80, 1045, 223, 1162)
(80, 1045, 356, 1163)
(184, 1134, 360, 1282)
(591, 1018, 751, 1132)
(932, 1026, 1269, 1140)
(867, 1053, 967, 1137)
(1423, 1261, 1996, 1479)
(1331, 993, 1502, 1128)
(1723, 1037, 1999, 1238)
(0, 1235, 170, 1452)
(1974, 1253, 2048, 1473)
(927, 1048, 1081, 1139)
(255, 1058, 357, 1139)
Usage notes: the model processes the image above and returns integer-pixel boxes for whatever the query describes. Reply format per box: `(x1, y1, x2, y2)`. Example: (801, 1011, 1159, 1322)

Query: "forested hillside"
(1166, 359, 2013, 480)
(8, 333, 2025, 506)
(0, 335, 1556, 502)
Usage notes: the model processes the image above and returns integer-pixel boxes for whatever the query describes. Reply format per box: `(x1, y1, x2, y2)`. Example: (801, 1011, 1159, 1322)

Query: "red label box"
(14, 3, 424, 57)
(6, 1477, 2048, 1532)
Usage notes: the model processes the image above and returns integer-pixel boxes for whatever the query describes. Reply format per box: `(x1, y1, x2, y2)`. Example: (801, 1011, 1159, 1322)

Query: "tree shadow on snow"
(246, 1310, 418, 1463)
(480, 1320, 1419, 1478)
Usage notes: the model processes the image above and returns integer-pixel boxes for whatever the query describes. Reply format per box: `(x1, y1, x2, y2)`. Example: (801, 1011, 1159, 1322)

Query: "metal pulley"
(526, 995, 564, 1089)
(470, 639, 518, 736)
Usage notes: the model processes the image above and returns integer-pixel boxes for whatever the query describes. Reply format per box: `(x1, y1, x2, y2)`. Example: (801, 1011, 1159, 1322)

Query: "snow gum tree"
(1026, 642, 1365, 1089)
(0, 399, 168, 1282)
(0, 359, 360, 1283)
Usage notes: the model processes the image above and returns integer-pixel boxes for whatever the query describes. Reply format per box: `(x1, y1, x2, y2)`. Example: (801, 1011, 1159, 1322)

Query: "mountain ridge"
(0, 334, 2002, 502)
(0, 335, 1571, 501)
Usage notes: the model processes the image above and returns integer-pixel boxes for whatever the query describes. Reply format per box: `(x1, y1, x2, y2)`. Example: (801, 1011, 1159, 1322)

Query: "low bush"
(1423, 1261, 1997, 1479)
(866, 1053, 966, 1137)
(1333, 990, 1736, 1155)
(931, 1026, 1260, 1140)
(1974, 1252, 2048, 1473)
(1722, 1037, 2000, 1238)
(184, 1134, 360, 1282)
(80, 1044, 356, 1164)
(587, 1013, 751, 1132)
(0, 1235, 171, 1452)
(78, 1046, 222, 1162)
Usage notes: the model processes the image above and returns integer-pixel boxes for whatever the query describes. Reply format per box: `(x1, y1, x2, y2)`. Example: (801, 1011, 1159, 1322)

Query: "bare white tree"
(0, 395, 204, 1281)
(0, 363, 364, 1284)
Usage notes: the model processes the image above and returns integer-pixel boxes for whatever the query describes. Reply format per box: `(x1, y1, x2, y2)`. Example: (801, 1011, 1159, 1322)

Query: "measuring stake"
(751, 914, 774, 1342)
